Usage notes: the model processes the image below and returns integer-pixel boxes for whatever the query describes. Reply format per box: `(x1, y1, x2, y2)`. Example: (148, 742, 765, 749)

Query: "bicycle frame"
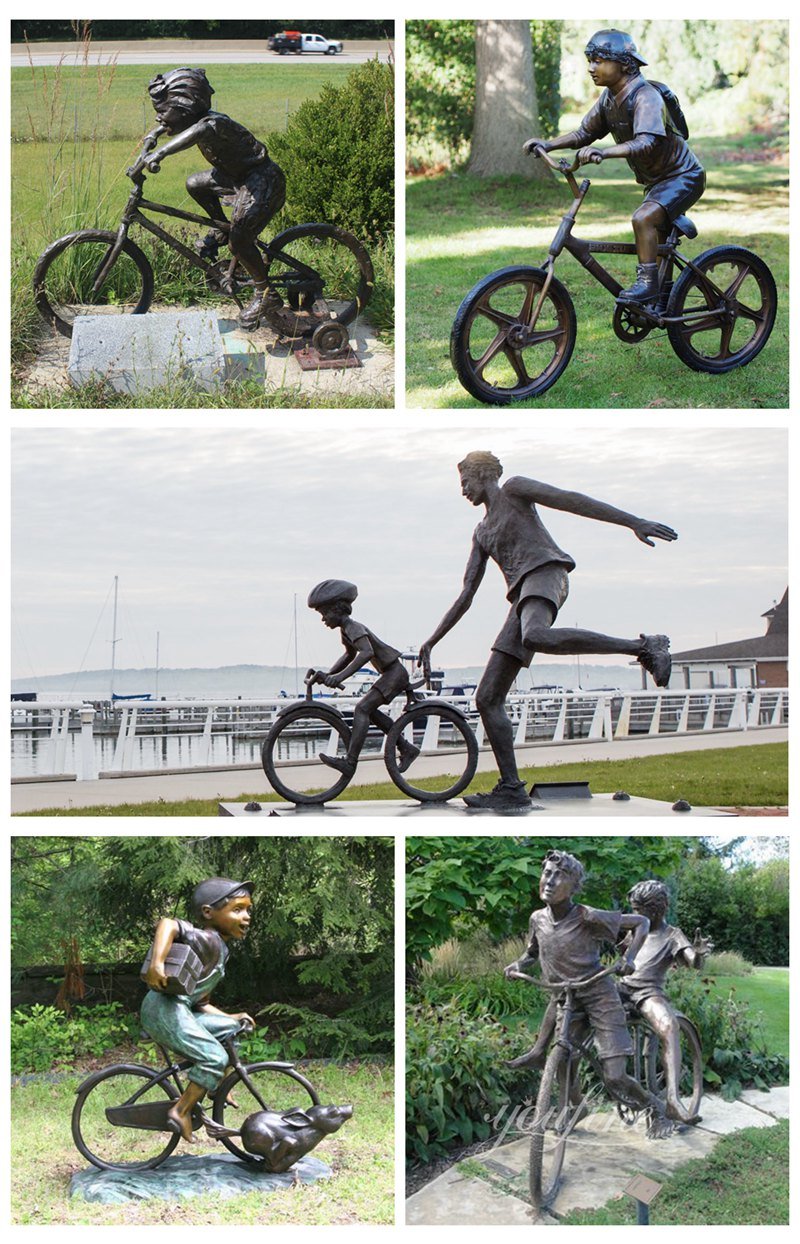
(531, 152, 734, 332)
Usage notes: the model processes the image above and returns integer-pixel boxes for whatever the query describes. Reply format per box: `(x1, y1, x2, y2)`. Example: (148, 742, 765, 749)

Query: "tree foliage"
(12, 20, 394, 43)
(406, 20, 561, 168)
(674, 853, 788, 965)
(268, 59, 393, 240)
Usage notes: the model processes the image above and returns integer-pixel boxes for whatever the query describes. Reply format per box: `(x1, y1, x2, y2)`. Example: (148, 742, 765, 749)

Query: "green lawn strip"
(559, 1118, 788, 1225)
(11, 1060, 393, 1225)
(709, 968, 789, 1056)
(17, 741, 786, 816)
(406, 136, 788, 409)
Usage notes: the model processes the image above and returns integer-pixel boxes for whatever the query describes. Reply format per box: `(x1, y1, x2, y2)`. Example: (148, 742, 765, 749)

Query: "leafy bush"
(406, 1002, 528, 1162)
(11, 1002, 139, 1074)
(268, 59, 393, 240)
(667, 969, 788, 1098)
(418, 972, 542, 1022)
(705, 951, 754, 977)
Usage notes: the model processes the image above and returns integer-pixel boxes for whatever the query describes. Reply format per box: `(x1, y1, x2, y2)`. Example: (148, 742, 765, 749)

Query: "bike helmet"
(584, 29, 647, 70)
(148, 67, 215, 115)
(308, 579, 358, 609)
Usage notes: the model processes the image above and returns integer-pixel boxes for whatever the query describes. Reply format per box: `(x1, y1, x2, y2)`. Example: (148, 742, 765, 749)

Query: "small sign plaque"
(624, 1174, 663, 1205)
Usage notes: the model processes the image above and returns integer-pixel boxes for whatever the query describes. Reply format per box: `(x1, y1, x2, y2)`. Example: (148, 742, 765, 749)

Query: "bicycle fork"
(526, 176, 590, 334)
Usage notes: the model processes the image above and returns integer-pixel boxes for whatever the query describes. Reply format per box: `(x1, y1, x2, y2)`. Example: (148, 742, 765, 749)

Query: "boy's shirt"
(574, 75, 702, 187)
(192, 111, 269, 182)
(340, 618, 401, 674)
(521, 903, 623, 984)
(620, 921, 691, 995)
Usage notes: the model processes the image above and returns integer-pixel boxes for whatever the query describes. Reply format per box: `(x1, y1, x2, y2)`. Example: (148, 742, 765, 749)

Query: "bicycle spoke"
(718, 317, 736, 360)
(733, 299, 766, 324)
(681, 312, 725, 338)
(476, 298, 519, 330)
(723, 262, 751, 301)
(528, 325, 565, 346)
(520, 281, 537, 323)
(474, 329, 510, 377)
(504, 345, 531, 386)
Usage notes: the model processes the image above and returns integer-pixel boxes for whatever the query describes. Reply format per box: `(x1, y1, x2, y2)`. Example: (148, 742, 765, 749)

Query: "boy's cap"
(308, 579, 358, 609)
(585, 29, 647, 66)
(192, 877, 254, 911)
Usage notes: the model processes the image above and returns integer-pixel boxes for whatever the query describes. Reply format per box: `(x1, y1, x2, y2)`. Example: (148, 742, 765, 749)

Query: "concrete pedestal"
(219, 793, 733, 817)
(69, 311, 226, 393)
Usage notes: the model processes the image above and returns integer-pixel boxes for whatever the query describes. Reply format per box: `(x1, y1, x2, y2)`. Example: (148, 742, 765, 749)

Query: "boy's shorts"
(566, 977, 634, 1060)
(368, 662, 410, 706)
(202, 160, 286, 238)
(491, 562, 571, 667)
(643, 167, 706, 223)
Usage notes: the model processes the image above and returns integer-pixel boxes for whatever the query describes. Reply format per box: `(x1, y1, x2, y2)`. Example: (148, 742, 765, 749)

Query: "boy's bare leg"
(639, 996, 701, 1124)
(166, 1080, 206, 1142)
(602, 1054, 672, 1138)
(620, 200, 670, 304)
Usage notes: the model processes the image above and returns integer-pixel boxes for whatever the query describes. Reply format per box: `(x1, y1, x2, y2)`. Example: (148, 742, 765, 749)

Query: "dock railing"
(11, 687, 789, 781)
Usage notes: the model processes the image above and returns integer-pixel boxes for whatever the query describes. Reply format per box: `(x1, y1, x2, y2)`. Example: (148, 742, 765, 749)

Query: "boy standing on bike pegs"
(308, 579, 420, 781)
(618, 879, 713, 1123)
(141, 877, 255, 1142)
(505, 849, 672, 1136)
(131, 67, 287, 330)
(525, 29, 705, 306)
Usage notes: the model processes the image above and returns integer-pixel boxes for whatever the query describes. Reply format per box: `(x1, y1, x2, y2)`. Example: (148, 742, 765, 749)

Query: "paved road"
(10, 727, 786, 814)
(11, 39, 391, 67)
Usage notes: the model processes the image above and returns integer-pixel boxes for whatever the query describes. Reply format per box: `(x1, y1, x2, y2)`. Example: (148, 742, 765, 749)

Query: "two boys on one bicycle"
(505, 850, 684, 1137)
(525, 29, 705, 307)
(129, 67, 287, 330)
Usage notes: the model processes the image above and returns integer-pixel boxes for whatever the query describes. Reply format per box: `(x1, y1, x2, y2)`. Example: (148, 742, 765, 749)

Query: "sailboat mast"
(293, 593, 299, 697)
(109, 575, 120, 700)
(155, 630, 160, 699)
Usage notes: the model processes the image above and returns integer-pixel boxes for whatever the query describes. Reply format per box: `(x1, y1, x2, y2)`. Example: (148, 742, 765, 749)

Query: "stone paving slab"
(405, 1092, 786, 1224)
(70, 1150, 331, 1204)
(739, 1085, 789, 1118)
(69, 311, 225, 394)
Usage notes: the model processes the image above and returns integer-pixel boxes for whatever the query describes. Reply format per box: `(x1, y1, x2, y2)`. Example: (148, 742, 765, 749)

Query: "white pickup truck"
(268, 32, 343, 55)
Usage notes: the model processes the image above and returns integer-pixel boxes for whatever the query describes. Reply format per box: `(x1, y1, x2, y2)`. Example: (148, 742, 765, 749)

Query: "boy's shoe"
(638, 633, 672, 687)
(463, 779, 532, 810)
(396, 737, 421, 773)
(618, 263, 659, 305)
(319, 753, 356, 777)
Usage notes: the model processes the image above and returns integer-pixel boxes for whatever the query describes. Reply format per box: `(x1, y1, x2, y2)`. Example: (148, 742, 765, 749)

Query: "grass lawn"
(11, 1058, 393, 1225)
(17, 741, 787, 816)
(560, 1118, 788, 1224)
(406, 130, 788, 408)
(710, 967, 789, 1057)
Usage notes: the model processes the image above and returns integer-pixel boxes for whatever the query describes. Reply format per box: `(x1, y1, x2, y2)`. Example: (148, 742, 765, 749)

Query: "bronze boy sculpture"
(505, 849, 671, 1136)
(419, 451, 677, 809)
(525, 29, 705, 306)
(308, 579, 420, 780)
(130, 67, 287, 329)
(619, 879, 712, 1123)
(141, 877, 255, 1142)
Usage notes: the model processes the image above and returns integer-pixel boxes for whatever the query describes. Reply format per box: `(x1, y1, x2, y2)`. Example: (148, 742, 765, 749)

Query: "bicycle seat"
(673, 214, 697, 240)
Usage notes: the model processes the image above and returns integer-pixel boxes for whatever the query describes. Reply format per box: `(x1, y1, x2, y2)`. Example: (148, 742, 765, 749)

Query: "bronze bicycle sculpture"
(450, 145, 777, 404)
(32, 134, 374, 360)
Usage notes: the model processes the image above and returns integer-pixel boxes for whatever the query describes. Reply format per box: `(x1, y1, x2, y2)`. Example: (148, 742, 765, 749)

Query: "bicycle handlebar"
(304, 667, 430, 698)
(508, 957, 626, 991)
(527, 145, 583, 175)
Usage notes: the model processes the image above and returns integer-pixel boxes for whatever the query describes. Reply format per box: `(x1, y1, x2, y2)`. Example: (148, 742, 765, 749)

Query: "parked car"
(268, 32, 343, 55)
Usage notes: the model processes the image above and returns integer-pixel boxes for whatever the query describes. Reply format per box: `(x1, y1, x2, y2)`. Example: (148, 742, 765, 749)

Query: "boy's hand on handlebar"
(233, 1011, 256, 1032)
(319, 672, 345, 689)
(577, 146, 604, 166)
(143, 155, 161, 174)
(504, 963, 522, 979)
(523, 138, 548, 157)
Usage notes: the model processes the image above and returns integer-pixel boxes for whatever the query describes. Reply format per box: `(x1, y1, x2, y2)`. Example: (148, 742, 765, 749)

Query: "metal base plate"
(293, 345, 361, 370)
(219, 794, 733, 818)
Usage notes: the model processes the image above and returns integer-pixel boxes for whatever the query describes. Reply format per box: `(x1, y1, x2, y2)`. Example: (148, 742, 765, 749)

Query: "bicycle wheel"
(33, 229, 154, 338)
(529, 1046, 575, 1212)
(384, 702, 478, 802)
(262, 704, 353, 804)
(213, 1062, 320, 1164)
(451, 265, 577, 405)
(646, 1014, 703, 1120)
(666, 245, 777, 373)
(263, 223, 374, 329)
(72, 1064, 180, 1171)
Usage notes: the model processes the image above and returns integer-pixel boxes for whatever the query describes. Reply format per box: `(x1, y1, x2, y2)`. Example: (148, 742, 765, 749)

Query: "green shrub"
(705, 951, 754, 977)
(11, 1002, 140, 1074)
(417, 972, 543, 1022)
(406, 1001, 528, 1163)
(667, 969, 788, 1097)
(268, 59, 393, 240)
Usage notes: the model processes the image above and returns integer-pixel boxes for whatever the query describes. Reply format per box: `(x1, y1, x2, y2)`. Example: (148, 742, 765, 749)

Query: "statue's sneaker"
(319, 753, 356, 777)
(396, 737, 421, 773)
(463, 779, 532, 810)
(638, 633, 672, 687)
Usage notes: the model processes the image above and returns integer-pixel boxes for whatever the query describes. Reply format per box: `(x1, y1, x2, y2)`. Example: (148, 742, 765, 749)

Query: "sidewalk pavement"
(405, 1086, 788, 1225)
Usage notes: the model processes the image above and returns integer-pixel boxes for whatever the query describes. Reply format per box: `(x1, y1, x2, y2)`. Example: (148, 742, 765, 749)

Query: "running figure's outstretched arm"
(505, 476, 678, 546)
(418, 538, 488, 676)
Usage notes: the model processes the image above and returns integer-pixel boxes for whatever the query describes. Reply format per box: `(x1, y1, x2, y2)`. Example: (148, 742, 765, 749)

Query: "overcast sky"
(11, 425, 788, 679)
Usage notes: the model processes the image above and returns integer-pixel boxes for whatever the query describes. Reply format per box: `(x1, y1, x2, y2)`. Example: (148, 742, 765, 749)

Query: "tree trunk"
(468, 20, 550, 180)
